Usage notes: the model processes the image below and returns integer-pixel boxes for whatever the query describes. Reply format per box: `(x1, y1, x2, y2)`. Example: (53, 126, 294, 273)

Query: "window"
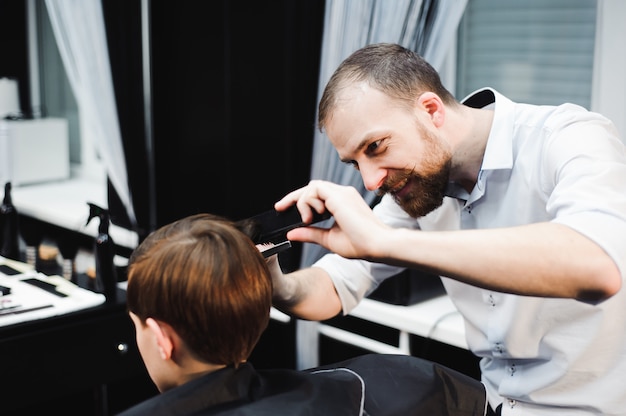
(455, 0, 597, 108)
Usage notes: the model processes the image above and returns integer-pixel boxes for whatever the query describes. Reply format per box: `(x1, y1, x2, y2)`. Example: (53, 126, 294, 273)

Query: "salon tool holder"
(56, 227, 80, 282)
(86, 203, 117, 303)
(0, 182, 20, 260)
(19, 215, 43, 267)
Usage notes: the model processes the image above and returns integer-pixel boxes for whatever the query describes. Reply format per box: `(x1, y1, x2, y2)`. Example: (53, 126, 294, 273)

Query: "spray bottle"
(0, 182, 20, 261)
(86, 202, 117, 303)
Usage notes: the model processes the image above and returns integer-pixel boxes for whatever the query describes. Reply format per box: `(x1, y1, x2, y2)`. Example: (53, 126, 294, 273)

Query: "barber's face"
(326, 83, 451, 218)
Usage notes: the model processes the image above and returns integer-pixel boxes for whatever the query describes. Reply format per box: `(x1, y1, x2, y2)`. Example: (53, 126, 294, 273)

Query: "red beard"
(379, 159, 451, 218)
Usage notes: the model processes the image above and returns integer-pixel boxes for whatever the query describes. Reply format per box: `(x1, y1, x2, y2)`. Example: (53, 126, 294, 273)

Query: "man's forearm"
(272, 267, 343, 321)
(381, 222, 621, 301)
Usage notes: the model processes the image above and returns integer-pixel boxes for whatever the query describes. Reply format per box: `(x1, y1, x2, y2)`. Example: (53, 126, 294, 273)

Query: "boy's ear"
(146, 317, 174, 360)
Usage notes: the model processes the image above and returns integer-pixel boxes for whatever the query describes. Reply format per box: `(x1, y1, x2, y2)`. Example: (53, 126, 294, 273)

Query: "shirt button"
(509, 364, 516, 376)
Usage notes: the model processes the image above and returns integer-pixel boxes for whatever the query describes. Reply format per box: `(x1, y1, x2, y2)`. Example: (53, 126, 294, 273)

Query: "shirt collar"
(444, 88, 515, 202)
(462, 87, 514, 171)
(445, 182, 471, 202)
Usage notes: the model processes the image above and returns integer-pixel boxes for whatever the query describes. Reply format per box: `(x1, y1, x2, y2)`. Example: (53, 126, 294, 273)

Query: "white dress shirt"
(314, 88, 626, 415)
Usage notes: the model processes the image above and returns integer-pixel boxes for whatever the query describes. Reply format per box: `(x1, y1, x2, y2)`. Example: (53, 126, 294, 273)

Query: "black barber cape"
(117, 353, 487, 415)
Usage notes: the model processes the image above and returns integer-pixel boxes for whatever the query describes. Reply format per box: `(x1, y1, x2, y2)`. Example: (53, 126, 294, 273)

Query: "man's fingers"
(275, 181, 330, 223)
(275, 186, 305, 211)
(286, 225, 326, 245)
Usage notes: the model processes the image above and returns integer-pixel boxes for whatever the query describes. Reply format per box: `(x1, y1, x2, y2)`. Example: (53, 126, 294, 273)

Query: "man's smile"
(388, 177, 411, 198)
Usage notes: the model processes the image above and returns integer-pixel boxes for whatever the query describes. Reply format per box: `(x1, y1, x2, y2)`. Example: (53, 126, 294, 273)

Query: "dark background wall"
(148, 1, 325, 224)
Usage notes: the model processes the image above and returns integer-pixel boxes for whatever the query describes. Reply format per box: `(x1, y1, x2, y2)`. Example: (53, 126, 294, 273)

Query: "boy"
(119, 213, 486, 415)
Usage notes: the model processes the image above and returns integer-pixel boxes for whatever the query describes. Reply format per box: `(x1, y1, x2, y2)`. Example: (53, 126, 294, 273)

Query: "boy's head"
(126, 213, 272, 377)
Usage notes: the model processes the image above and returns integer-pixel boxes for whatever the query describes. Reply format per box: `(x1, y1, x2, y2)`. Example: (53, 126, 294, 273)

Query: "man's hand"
(275, 180, 390, 260)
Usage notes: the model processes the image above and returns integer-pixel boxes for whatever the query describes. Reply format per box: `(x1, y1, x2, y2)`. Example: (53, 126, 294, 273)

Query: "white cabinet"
(0, 118, 70, 186)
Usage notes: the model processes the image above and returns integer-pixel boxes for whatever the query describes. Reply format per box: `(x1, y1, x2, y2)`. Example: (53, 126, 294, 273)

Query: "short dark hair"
(126, 213, 272, 367)
(318, 43, 457, 131)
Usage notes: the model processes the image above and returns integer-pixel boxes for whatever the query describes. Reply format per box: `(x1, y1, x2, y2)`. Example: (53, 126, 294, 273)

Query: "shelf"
(11, 177, 139, 250)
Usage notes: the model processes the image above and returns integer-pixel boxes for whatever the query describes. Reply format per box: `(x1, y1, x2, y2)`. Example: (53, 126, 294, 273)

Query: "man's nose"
(360, 164, 386, 192)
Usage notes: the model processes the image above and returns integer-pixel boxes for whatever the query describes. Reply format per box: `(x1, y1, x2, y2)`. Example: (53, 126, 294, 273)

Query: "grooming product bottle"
(0, 182, 20, 261)
(86, 202, 117, 302)
(19, 215, 43, 267)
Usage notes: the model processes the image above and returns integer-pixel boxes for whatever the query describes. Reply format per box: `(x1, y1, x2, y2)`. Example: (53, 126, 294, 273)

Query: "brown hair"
(318, 43, 457, 131)
(126, 213, 272, 367)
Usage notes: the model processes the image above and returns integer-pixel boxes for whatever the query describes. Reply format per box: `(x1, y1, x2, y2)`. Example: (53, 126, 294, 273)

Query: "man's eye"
(342, 159, 360, 170)
(366, 139, 383, 154)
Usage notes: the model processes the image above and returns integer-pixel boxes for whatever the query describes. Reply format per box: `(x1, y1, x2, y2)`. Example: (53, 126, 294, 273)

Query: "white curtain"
(296, 0, 468, 370)
(44, 0, 136, 226)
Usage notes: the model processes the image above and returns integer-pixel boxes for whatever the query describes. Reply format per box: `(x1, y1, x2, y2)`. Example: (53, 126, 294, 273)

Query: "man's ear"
(146, 317, 174, 360)
(417, 92, 445, 128)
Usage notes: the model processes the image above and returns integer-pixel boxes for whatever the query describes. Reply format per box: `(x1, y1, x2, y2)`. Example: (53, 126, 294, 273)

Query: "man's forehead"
(336, 81, 376, 102)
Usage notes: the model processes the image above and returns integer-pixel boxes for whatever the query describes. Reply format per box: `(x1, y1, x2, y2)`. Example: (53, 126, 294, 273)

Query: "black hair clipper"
(236, 206, 332, 257)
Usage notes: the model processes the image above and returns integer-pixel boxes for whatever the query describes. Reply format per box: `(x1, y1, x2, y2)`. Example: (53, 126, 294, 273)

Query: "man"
(119, 213, 486, 415)
(270, 43, 626, 415)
